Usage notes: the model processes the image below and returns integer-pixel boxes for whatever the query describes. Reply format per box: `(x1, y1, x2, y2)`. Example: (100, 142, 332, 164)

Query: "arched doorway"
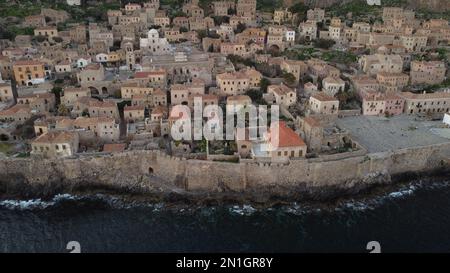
(148, 167, 154, 174)
(0, 134, 9, 141)
(268, 44, 280, 55)
(101, 87, 108, 94)
(88, 86, 99, 95)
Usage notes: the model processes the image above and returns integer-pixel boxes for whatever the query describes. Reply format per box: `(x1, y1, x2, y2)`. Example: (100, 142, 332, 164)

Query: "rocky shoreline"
(0, 167, 448, 208)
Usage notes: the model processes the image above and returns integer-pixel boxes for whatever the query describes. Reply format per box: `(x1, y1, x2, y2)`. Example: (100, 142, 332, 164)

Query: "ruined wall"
(1, 143, 450, 197)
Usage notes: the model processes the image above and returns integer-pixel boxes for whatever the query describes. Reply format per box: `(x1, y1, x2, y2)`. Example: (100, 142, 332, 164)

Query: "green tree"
(282, 72, 296, 86)
(259, 78, 270, 93)
(289, 2, 308, 14)
(313, 39, 336, 49)
(58, 103, 70, 116)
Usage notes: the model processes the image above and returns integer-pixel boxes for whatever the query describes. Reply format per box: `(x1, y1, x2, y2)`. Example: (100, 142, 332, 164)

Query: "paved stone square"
(336, 115, 450, 153)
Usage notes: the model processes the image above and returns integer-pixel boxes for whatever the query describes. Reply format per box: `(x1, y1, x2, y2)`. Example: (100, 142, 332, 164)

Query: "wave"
(1, 179, 449, 213)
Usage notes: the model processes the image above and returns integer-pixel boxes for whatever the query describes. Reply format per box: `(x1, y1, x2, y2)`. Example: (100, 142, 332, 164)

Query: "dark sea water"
(1, 178, 450, 253)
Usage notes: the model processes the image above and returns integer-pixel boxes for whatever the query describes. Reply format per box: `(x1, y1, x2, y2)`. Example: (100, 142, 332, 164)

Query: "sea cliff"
(1, 142, 450, 203)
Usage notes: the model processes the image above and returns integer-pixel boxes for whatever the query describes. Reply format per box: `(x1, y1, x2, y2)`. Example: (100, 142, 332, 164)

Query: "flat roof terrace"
(335, 115, 450, 153)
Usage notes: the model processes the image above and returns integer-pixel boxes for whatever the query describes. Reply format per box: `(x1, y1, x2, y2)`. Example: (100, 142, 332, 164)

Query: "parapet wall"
(1, 142, 450, 197)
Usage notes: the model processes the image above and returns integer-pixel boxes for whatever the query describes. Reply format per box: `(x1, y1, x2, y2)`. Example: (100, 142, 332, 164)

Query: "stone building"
(140, 29, 171, 55)
(267, 83, 297, 107)
(124, 105, 146, 122)
(213, 1, 234, 16)
(376, 72, 409, 93)
(88, 100, 120, 122)
(351, 75, 380, 95)
(401, 92, 450, 115)
(13, 60, 47, 86)
(299, 21, 318, 41)
(133, 70, 167, 88)
(62, 87, 91, 107)
(235, 28, 266, 45)
(359, 54, 403, 76)
(59, 116, 121, 143)
(322, 76, 345, 96)
(55, 60, 72, 75)
(24, 15, 46, 28)
(31, 131, 79, 158)
(41, 8, 70, 24)
(410, 61, 446, 85)
(17, 93, 56, 113)
(77, 63, 105, 87)
(263, 121, 307, 160)
(182, 3, 204, 18)
(216, 68, 261, 96)
(273, 8, 293, 25)
(0, 56, 13, 80)
(173, 17, 190, 29)
(0, 81, 14, 103)
(306, 8, 325, 22)
(280, 60, 308, 84)
(0, 104, 31, 124)
(236, 0, 257, 19)
(170, 79, 205, 105)
(399, 34, 427, 53)
(226, 95, 252, 107)
(141, 50, 213, 85)
(362, 91, 386, 116)
(69, 24, 87, 44)
(189, 94, 219, 109)
(121, 83, 153, 100)
(309, 93, 339, 115)
(384, 94, 405, 116)
(34, 26, 58, 38)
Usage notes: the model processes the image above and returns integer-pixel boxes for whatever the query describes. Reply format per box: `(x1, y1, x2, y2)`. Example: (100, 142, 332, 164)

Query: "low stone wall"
(1, 142, 450, 199)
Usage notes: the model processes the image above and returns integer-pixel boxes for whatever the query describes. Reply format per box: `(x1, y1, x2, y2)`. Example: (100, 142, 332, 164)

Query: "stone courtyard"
(336, 115, 450, 153)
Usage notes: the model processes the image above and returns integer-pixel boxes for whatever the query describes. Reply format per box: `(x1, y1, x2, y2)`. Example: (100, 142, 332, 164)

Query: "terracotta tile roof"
(33, 131, 76, 144)
(89, 100, 117, 108)
(268, 121, 306, 148)
(268, 84, 294, 96)
(190, 94, 218, 100)
(171, 84, 187, 91)
(151, 105, 167, 115)
(362, 90, 385, 101)
(303, 116, 321, 127)
(0, 104, 30, 116)
(124, 105, 145, 111)
(73, 116, 115, 127)
(84, 63, 102, 70)
(227, 95, 252, 102)
(14, 60, 45, 66)
(153, 88, 166, 96)
(323, 76, 345, 85)
(400, 91, 450, 100)
(19, 93, 54, 100)
(311, 92, 338, 102)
